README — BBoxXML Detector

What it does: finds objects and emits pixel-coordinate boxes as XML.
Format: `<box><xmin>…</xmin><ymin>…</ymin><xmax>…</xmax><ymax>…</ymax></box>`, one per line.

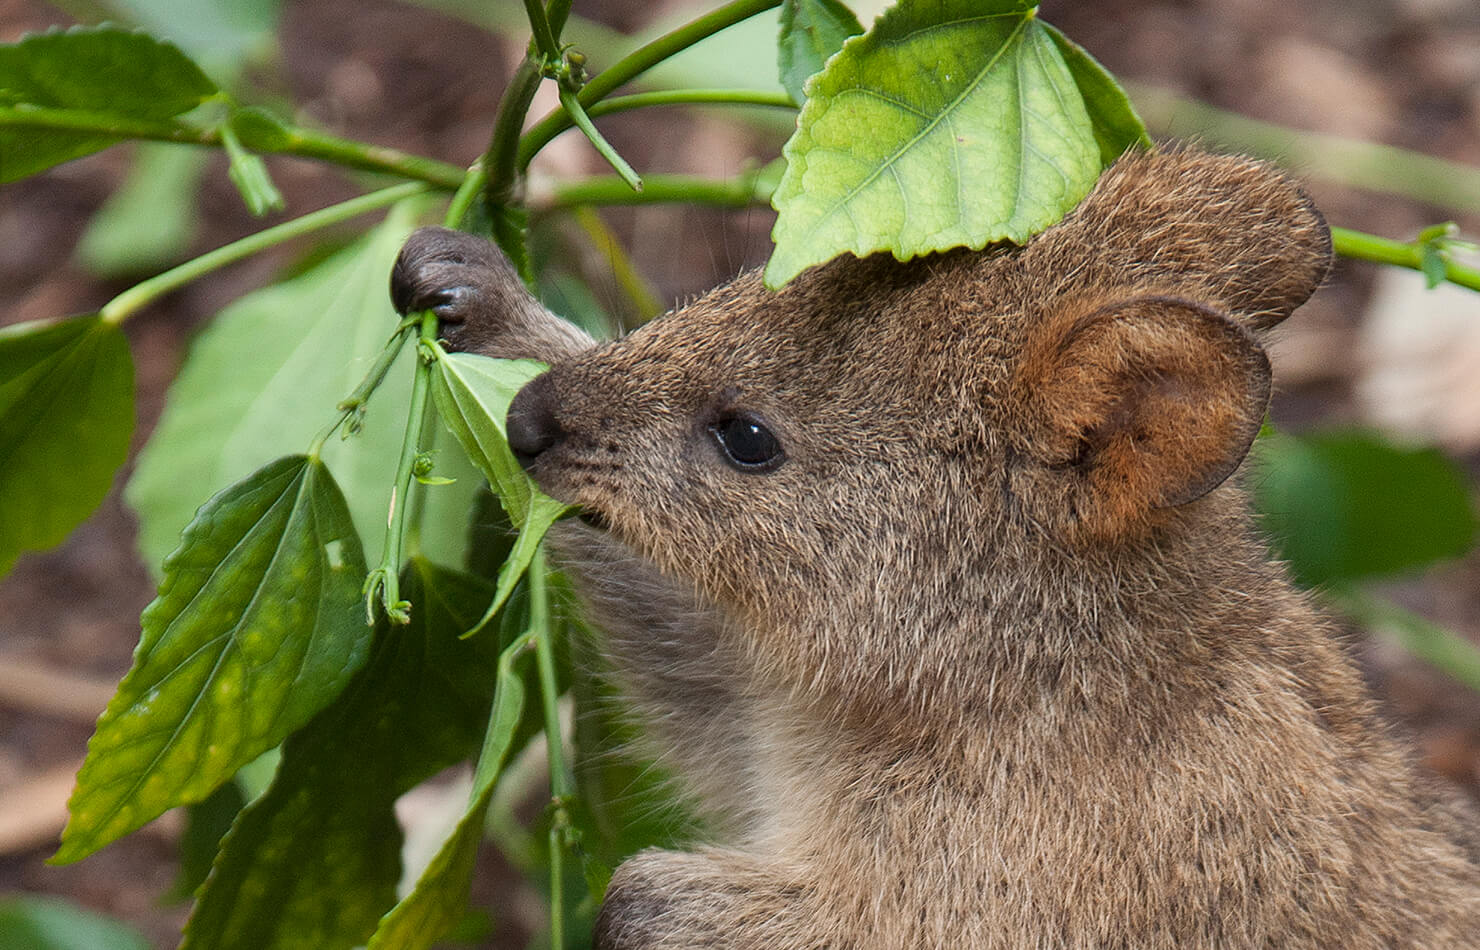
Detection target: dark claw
<box><xmin>389</xmin><ymin>226</ymin><xmax>513</xmax><ymax>320</ymax></box>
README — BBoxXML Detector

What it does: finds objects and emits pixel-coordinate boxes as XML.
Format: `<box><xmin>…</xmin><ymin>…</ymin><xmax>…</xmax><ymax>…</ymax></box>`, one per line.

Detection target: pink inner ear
<box><xmin>1015</xmin><ymin>295</ymin><xmax>1272</xmax><ymax>536</ymax></box>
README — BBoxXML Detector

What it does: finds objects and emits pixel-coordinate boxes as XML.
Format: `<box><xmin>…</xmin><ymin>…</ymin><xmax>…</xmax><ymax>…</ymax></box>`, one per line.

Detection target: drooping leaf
<box><xmin>0</xmin><ymin>313</ymin><xmax>134</xmax><ymax>578</ymax></box>
<box><xmin>0</xmin><ymin>26</ymin><xmax>218</xmax><ymax>182</ymax></box>
<box><xmin>54</xmin><ymin>455</ymin><xmax>369</xmax><ymax>864</ymax></box>
<box><xmin>429</xmin><ymin>348</ymin><xmax>571</xmax><ymax>627</ymax></box>
<box><xmin>367</xmin><ymin>612</ymin><xmax>541</xmax><ymax>950</ymax></box>
<box><xmin>126</xmin><ymin>199</ymin><xmax>479</xmax><ymax>575</ymax></box>
<box><xmin>777</xmin><ymin>0</ymin><xmax>864</xmax><ymax>105</ymax></box>
<box><xmin>1252</xmin><ymin>429</ymin><xmax>1477</xmax><ymax>587</ymax></box>
<box><xmin>181</xmin><ymin>559</ymin><xmax>510</xmax><ymax>950</ymax></box>
<box><xmin>766</xmin><ymin>0</ymin><xmax>1149</xmax><ymax>288</ymax></box>
<box><xmin>0</xmin><ymin>896</ymin><xmax>149</xmax><ymax>950</ymax></box>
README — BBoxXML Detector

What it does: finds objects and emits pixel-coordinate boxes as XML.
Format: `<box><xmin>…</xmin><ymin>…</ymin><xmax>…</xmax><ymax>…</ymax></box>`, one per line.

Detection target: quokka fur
<box><xmin>391</xmin><ymin>147</ymin><xmax>1480</xmax><ymax>948</ymax></box>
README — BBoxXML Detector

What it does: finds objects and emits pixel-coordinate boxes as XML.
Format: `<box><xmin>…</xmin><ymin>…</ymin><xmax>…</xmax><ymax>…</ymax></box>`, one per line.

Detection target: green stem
<box><xmin>1130</xmin><ymin>85</ymin><xmax>1480</xmax><ymax>216</ymax></box>
<box><xmin>520</xmin><ymin>88</ymin><xmax>795</xmax><ymax>166</ymax></box>
<box><xmin>546</xmin><ymin>0</ymin><xmax>575</xmax><ymax>40</ymax></box>
<box><xmin>534</xmin><ymin>169</ymin><xmax>774</xmax><ymax>211</ymax></box>
<box><xmin>590</xmin><ymin>88</ymin><xmax>797</xmax><ymax>117</ymax></box>
<box><xmin>1332</xmin><ymin>227</ymin><xmax>1480</xmax><ymax>292</ymax></box>
<box><xmin>367</xmin><ymin>311</ymin><xmax>440</xmax><ymax>624</ymax></box>
<box><xmin>524</xmin><ymin>0</ymin><xmax>562</xmax><ymax>62</ymax></box>
<box><xmin>0</xmin><ymin>105</ymin><xmax>465</xmax><ymax>189</ymax></box>
<box><xmin>529</xmin><ymin>549</ymin><xmax>574</xmax><ymax>947</ymax></box>
<box><xmin>557</xmin><ymin>86</ymin><xmax>643</xmax><ymax>191</ymax></box>
<box><xmin>99</xmin><ymin>181</ymin><xmax>428</xmax><ymax>325</ymax></box>
<box><xmin>484</xmin><ymin>56</ymin><xmax>546</xmax><ymax>211</ymax></box>
<box><xmin>517</xmin><ymin>0</ymin><xmax>784</xmax><ymax>171</ymax></box>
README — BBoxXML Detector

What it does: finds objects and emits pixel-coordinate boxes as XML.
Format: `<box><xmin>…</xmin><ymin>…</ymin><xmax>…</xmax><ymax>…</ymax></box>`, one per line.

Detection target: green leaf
<box><xmin>0</xmin><ymin>26</ymin><xmax>218</xmax><ymax>182</ymax></box>
<box><xmin>1040</xmin><ymin>23</ymin><xmax>1152</xmax><ymax>165</ymax></box>
<box><xmin>126</xmin><ymin>199</ymin><xmax>479</xmax><ymax>575</ymax></box>
<box><xmin>0</xmin><ymin>896</ymin><xmax>149</xmax><ymax>950</ymax></box>
<box><xmin>1252</xmin><ymin>430</ymin><xmax>1478</xmax><ymax>587</ymax></box>
<box><xmin>110</xmin><ymin>0</ymin><xmax>282</xmax><ymax>81</ymax></box>
<box><xmin>167</xmin><ymin>778</ymin><xmax>246</xmax><ymax>902</ymax></box>
<box><xmin>777</xmin><ymin>0</ymin><xmax>864</xmax><ymax>106</ymax></box>
<box><xmin>766</xmin><ymin>0</ymin><xmax>1133</xmax><ymax>288</ymax></box>
<box><xmin>429</xmin><ymin>348</ymin><xmax>571</xmax><ymax>628</ymax></box>
<box><xmin>368</xmin><ymin>622</ymin><xmax>540</xmax><ymax>950</ymax></box>
<box><xmin>54</xmin><ymin>455</ymin><xmax>370</xmax><ymax>864</ymax></box>
<box><xmin>0</xmin><ymin>313</ymin><xmax>134</xmax><ymax>578</ymax></box>
<box><xmin>75</xmin><ymin>143</ymin><xmax>206</xmax><ymax>277</ymax></box>
<box><xmin>181</xmin><ymin>559</ymin><xmax>506</xmax><ymax>950</ymax></box>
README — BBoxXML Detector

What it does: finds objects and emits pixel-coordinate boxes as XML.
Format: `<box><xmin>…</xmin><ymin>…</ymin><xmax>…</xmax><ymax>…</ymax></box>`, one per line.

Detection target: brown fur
<box><xmin>392</xmin><ymin>147</ymin><xmax>1480</xmax><ymax>948</ymax></box>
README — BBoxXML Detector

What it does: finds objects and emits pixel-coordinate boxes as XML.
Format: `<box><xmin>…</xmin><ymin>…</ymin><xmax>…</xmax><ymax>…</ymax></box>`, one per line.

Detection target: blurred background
<box><xmin>1</xmin><ymin>0</ymin><xmax>1478</xmax><ymax>945</ymax></box>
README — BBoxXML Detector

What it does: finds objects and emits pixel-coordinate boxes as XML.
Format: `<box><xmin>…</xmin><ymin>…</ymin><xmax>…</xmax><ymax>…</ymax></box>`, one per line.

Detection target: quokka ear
<box><xmin>1012</xmin><ymin>294</ymin><xmax>1271</xmax><ymax>539</ymax></box>
<box><xmin>1024</xmin><ymin>149</ymin><xmax>1333</xmax><ymax>331</ymax></box>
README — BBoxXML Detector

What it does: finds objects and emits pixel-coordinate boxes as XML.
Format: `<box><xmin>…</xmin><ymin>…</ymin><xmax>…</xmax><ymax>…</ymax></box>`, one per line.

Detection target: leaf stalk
<box><xmin>99</xmin><ymin>181</ymin><xmax>429</xmax><ymax>325</ymax></box>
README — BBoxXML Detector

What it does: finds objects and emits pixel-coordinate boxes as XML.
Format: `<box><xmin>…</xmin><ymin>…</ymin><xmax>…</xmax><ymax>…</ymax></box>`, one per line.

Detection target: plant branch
<box><xmin>517</xmin><ymin>0</ymin><xmax>784</xmax><ymax>171</ymax></box>
<box><xmin>0</xmin><ymin>105</ymin><xmax>466</xmax><ymax>189</ymax></box>
<box><xmin>481</xmin><ymin>56</ymin><xmax>546</xmax><ymax>215</ymax></box>
<box><xmin>532</xmin><ymin>169</ymin><xmax>775</xmax><ymax>211</ymax></box>
<box><xmin>1129</xmin><ymin>85</ymin><xmax>1480</xmax><ymax>216</ymax></box>
<box><xmin>99</xmin><ymin>181</ymin><xmax>429</xmax><ymax>325</ymax></box>
<box><xmin>557</xmin><ymin>86</ymin><xmax>643</xmax><ymax>191</ymax></box>
<box><xmin>523</xmin><ymin>0</ymin><xmax>562</xmax><ymax>62</ymax></box>
<box><xmin>520</xmin><ymin>88</ymin><xmax>795</xmax><ymax>166</ymax></box>
<box><xmin>529</xmin><ymin>549</ymin><xmax>575</xmax><ymax>947</ymax></box>
<box><xmin>365</xmin><ymin>311</ymin><xmax>439</xmax><ymax>625</ymax></box>
<box><xmin>1332</xmin><ymin>227</ymin><xmax>1480</xmax><ymax>292</ymax></box>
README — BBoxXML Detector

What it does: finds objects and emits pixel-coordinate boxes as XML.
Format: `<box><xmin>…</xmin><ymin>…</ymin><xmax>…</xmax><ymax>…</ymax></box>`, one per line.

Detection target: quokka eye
<box><xmin>710</xmin><ymin>415</ymin><xmax>785</xmax><ymax>472</ymax></box>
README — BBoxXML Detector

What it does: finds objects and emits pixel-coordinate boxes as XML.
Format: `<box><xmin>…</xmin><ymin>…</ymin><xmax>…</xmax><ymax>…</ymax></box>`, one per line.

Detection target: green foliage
<box><xmin>765</xmin><ymin>0</ymin><xmax>1148</xmax><ymax>288</ymax></box>
<box><xmin>3</xmin><ymin>1</ymin><xmax>1477</xmax><ymax>947</ymax></box>
<box><xmin>0</xmin><ymin>313</ymin><xmax>133</xmax><ymax>576</ymax></box>
<box><xmin>0</xmin><ymin>896</ymin><xmax>149</xmax><ymax>950</ymax></box>
<box><xmin>182</xmin><ymin>558</ymin><xmax>520</xmax><ymax>950</ymax></box>
<box><xmin>125</xmin><ymin>201</ymin><xmax>478</xmax><ymax>574</ymax></box>
<box><xmin>0</xmin><ymin>26</ymin><xmax>218</xmax><ymax>182</ymax></box>
<box><xmin>428</xmin><ymin>348</ymin><xmax>571</xmax><ymax>627</ymax></box>
<box><xmin>1252</xmin><ymin>429</ymin><xmax>1477</xmax><ymax>587</ymax></box>
<box><xmin>368</xmin><ymin>599</ymin><xmax>540</xmax><ymax>950</ymax></box>
<box><xmin>777</xmin><ymin>0</ymin><xmax>863</xmax><ymax>105</ymax></box>
<box><xmin>55</xmin><ymin>455</ymin><xmax>369</xmax><ymax>863</ymax></box>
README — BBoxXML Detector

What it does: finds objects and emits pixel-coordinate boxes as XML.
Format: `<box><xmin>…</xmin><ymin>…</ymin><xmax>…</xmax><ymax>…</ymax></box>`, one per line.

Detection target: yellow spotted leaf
<box><xmin>53</xmin><ymin>455</ymin><xmax>369</xmax><ymax>864</ymax></box>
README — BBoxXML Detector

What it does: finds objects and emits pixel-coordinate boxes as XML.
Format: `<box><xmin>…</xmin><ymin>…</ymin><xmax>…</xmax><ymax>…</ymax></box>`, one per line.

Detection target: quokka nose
<box><xmin>506</xmin><ymin>371</ymin><xmax>564</xmax><ymax>468</ymax></box>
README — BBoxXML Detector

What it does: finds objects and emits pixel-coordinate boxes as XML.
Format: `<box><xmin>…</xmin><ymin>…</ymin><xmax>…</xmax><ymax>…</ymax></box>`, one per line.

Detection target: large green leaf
<box><xmin>766</xmin><ymin>0</ymin><xmax>1148</xmax><ymax>288</ymax></box>
<box><xmin>55</xmin><ymin>455</ymin><xmax>369</xmax><ymax>864</ymax></box>
<box><xmin>1040</xmin><ymin>23</ymin><xmax>1151</xmax><ymax>166</ymax></box>
<box><xmin>0</xmin><ymin>897</ymin><xmax>149</xmax><ymax>950</ymax></box>
<box><xmin>429</xmin><ymin>348</ymin><xmax>570</xmax><ymax>627</ymax></box>
<box><xmin>0</xmin><ymin>26</ymin><xmax>218</xmax><ymax>182</ymax></box>
<box><xmin>126</xmin><ymin>200</ymin><xmax>479</xmax><ymax>576</ymax></box>
<box><xmin>0</xmin><ymin>313</ymin><xmax>134</xmax><ymax>578</ymax></box>
<box><xmin>181</xmin><ymin>559</ymin><xmax>508</xmax><ymax>950</ymax></box>
<box><xmin>777</xmin><ymin>0</ymin><xmax>864</xmax><ymax>106</ymax></box>
<box><xmin>1252</xmin><ymin>430</ymin><xmax>1478</xmax><ymax>587</ymax></box>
